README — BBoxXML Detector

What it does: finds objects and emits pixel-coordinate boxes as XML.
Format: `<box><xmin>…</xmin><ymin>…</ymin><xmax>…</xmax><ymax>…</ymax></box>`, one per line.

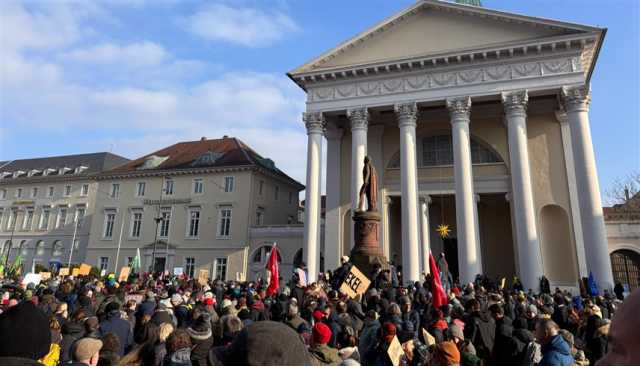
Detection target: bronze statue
<box><xmin>358</xmin><ymin>156</ymin><xmax>378</xmax><ymax>212</ymax></box>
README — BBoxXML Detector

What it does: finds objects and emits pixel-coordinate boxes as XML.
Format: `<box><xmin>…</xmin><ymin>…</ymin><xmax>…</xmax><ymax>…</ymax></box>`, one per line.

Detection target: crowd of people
<box><xmin>0</xmin><ymin>254</ymin><xmax>637</xmax><ymax>366</ymax></box>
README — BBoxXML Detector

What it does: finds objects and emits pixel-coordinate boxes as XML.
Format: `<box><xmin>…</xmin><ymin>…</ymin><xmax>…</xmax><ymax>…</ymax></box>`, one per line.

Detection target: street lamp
<box><xmin>150</xmin><ymin>176</ymin><xmax>168</xmax><ymax>273</ymax></box>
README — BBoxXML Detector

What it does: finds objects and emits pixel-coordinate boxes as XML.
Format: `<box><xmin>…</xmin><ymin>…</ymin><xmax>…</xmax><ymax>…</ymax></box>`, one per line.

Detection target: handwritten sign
<box><xmin>119</xmin><ymin>267</ymin><xmax>130</xmax><ymax>282</ymax></box>
<box><xmin>198</xmin><ymin>269</ymin><xmax>209</xmax><ymax>286</ymax></box>
<box><xmin>339</xmin><ymin>265</ymin><xmax>371</xmax><ymax>299</ymax></box>
<box><xmin>387</xmin><ymin>335</ymin><xmax>405</xmax><ymax>366</ymax></box>
<box><xmin>22</xmin><ymin>273</ymin><xmax>42</xmax><ymax>286</ymax></box>
<box><xmin>59</xmin><ymin>268</ymin><xmax>70</xmax><ymax>276</ymax></box>
<box><xmin>40</xmin><ymin>272</ymin><xmax>51</xmax><ymax>281</ymax></box>
<box><xmin>72</xmin><ymin>268</ymin><xmax>80</xmax><ymax>277</ymax></box>
<box><xmin>173</xmin><ymin>267</ymin><xmax>183</xmax><ymax>276</ymax></box>
<box><xmin>79</xmin><ymin>263</ymin><xmax>91</xmax><ymax>276</ymax></box>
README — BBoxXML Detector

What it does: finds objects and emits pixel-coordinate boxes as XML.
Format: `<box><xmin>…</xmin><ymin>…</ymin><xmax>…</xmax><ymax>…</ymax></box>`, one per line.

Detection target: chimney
<box><xmin>222</xmin><ymin>135</ymin><xmax>229</xmax><ymax>139</ymax></box>
<box><xmin>200</xmin><ymin>136</ymin><xmax>206</xmax><ymax>141</ymax></box>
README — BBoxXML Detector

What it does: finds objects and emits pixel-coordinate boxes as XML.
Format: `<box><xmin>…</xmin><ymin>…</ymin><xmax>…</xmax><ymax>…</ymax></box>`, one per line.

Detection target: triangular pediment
<box><xmin>290</xmin><ymin>0</ymin><xmax>601</xmax><ymax>75</ymax></box>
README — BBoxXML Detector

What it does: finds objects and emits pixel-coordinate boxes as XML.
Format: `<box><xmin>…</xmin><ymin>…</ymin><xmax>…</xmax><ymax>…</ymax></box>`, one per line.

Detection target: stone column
<box><xmin>560</xmin><ymin>85</ymin><xmax>614</xmax><ymax>291</ymax></box>
<box><xmin>324</xmin><ymin>126</ymin><xmax>343</xmax><ymax>272</ymax></box>
<box><xmin>302</xmin><ymin>112</ymin><xmax>325</xmax><ymax>284</ymax></box>
<box><xmin>348</xmin><ymin>108</ymin><xmax>368</xmax><ymax>213</ymax></box>
<box><xmin>420</xmin><ymin>196</ymin><xmax>432</xmax><ymax>275</ymax></box>
<box><xmin>502</xmin><ymin>90</ymin><xmax>544</xmax><ymax>291</ymax></box>
<box><xmin>395</xmin><ymin>102</ymin><xmax>420</xmax><ymax>283</ymax></box>
<box><xmin>446</xmin><ymin>96</ymin><xmax>482</xmax><ymax>285</ymax></box>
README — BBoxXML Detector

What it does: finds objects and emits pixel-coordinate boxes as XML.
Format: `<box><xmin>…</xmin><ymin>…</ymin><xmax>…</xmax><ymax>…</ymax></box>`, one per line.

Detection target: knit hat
<box><xmin>313</xmin><ymin>310</ymin><xmax>325</xmax><ymax>322</ymax></box>
<box><xmin>187</xmin><ymin>314</ymin><xmax>212</xmax><ymax>340</ymax></box>
<box><xmin>0</xmin><ymin>301</ymin><xmax>50</xmax><ymax>360</ymax></box>
<box><xmin>313</xmin><ymin>322</ymin><xmax>332</xmax><ymax>345</ymax></box>
<box><xmin>450</xmin><ymin>324</ymin><xmax>464</xmax><ymax>341</ymax></box>
<box><xmin>437</xmin><ymin>341</ymin><xmax>461</xmax><ymax>364</ymax></box>
<box><xmin>73</xmin><ymin>338</ymin><xmax>103</xmax><ymax>361</ymax></box>
<box><xmin>382</xmin><ymin>322</ymin><xmax>397</xmax><ymax>343</ymax></box>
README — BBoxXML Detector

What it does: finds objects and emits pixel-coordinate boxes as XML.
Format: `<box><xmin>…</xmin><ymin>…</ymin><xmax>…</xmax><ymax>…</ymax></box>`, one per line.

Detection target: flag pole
<box><xmin>67</xmin><ymin>214</ymin><xmax>79</xmax><ymax>268</ymax></box>
<box><xmin>114</xmin><ymin>212</ymin><xmax>126</xmax><ymax>273</ymax></box>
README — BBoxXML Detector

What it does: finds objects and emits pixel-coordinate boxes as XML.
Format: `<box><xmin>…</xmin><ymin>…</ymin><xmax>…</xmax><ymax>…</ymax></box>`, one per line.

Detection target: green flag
<box><xmin>131</xmin><ymin>248</ymin><xmax>141</xmax><ymax>272</ymax></box>
<box><xmin>10</xmin><ymin>255</ymin><xmax>22</xmax><ymax>275</ymax></box>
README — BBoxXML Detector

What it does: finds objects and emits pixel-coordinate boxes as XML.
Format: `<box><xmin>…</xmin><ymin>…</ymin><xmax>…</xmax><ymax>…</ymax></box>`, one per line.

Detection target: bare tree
<box><xmin>604</xmin><ymin>171</ymin><xmax>640</xmax><ymax>208</ymax></box>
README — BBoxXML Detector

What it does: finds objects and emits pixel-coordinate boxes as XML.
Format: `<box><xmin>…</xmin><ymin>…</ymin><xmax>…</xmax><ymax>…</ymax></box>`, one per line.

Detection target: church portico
<box><xmin>290</xmin><ymin>0</ymin><xmax>613</xmax><ymax>291</ymax></box>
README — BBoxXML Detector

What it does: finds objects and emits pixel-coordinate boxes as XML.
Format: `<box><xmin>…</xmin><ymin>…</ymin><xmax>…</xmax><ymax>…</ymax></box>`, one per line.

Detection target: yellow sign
<box><xmin>72</xmin><ymin>268</ymin><xmax>80</xmax><ymax>277</ymax></box>
<box><xmin>198</xmin><ymin>269</ymin><xmax>210</xmax><ymax>286</ymax></box>
<box><xmin>79</xmin><ymin>263</ymin><xmax>92</xmax><ymax>276</ymax></box>
<box><xmin>119</xmin><ymin>267</ymin><xmax>131</xmax><ymax>282</ymax></box>
<box><xmin>59</xmin><ymin>268</ymin><xmax>70</xmax><ymax>276</ymax></box>
<box><xmin>40</xmin><ymin>272</ymin><xmax>51</xmax><ymax>280</ymax></box>
<box><xmin>387</xmin><ymin>335</ymin><xmax>405</xmax><ymax>366</ymax></box>
<box><xmin>339</xmin><ymin>265</ymin><xmax>371</xmax><ymax>299</ymax></box>
<box><xmin>422</xmin><ymin>328</ymin><xmax>436</xmax><ymax>346</ymax></box>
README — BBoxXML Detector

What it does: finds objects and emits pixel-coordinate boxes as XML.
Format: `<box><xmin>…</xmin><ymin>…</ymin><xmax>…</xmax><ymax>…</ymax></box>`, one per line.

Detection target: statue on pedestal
<box><xmin>358</xmin><ymin>156</ymin><xmax>378</xmax><ymax>212</ymax></box>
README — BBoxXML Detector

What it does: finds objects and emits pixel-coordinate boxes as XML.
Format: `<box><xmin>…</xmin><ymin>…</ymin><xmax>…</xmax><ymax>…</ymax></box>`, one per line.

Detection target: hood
<box><xmin>544</xmin><ymin>334</ymin><xmax>572</xmax><ymax>356</ymax></box>
<box><xmin>170</xmin><ymin>347</ymin><xmax>192</xmax><ymax>362</ymax></box>
<box><xmin>61</xmin><ymin>321</ymin><xmax>84</xmax><ymax>336</ymax></box>
<box><xmin>310</xmin><ymin>344</ymin><xmax>340</xmax><ymax>363</ymax></box>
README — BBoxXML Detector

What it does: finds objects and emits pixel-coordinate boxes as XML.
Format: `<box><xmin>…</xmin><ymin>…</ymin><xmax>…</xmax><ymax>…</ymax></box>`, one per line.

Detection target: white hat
<box><xmin>222</xmin><ymin>299</ymin><xmax>233</xmax><ymax>309</ymax></box>
<box><xmin>341</xmin><ymin>256</ymin><xmax>350</xmax><ymax>263</ymax></box>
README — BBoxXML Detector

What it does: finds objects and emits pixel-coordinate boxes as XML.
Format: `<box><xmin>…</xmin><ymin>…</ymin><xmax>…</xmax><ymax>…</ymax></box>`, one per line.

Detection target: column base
<box><xmin>352</xmin><ymin>211</ymin><xmax>388</xmax><ymax>279</ymax></box>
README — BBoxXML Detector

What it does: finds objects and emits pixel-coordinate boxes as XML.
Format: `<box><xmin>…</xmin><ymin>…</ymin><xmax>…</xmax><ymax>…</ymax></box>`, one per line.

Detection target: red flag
<box><xmin>429</xmin><ymin>252</ymin><xmax>448</xmax><ymax>309</ymax></box>
<box><xmin>266</xmin><ymin>244</ymin><xmax>279</xmax><ymax>296</ymax></box>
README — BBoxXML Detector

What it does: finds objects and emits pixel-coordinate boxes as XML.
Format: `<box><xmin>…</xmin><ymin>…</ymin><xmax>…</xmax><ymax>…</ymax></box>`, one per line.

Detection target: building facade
<box><xmin>290</xmin><ymin>0</ymin><xmax>614</xmax><ymax>291</ymax></box>
<box><xmin>0</xmin><ymin>153</ymin><xmax>130</xmax><ymax>272</ymax></box>
<box><xmin>605</xmin><ymin>194</ymin><xmax>640</xmax><ymax>292</ymax></box>
<box><xmin>85</xmin><ymin>137</ymin><xmax>303</xmax><ymax>281</ymax></box>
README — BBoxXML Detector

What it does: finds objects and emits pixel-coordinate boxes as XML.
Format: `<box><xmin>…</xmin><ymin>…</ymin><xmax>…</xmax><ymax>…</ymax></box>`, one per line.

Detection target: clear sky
<box><xmin>1</xmin><ymin>0</ymin><xmax>638</xmax><ymax>202</ymax></box>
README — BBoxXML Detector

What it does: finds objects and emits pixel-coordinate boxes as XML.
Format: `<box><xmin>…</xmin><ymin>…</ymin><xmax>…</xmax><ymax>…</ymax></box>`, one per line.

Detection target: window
<box><xmin>136</xmin><ymin>182</ymin><xmax>146</xmax><ymax>197</ymax></box>
<box><xmin>52</xmin><ymin>241</ymin><xmax>63</xmax><ymax>257</ymax></box>
<box><xmin>193</xmin><ymin>178</ymin><xmax>204</xmax><ymax>195</ymax></box>
<box><xmin>103</xmin><ymin>211</ymin><xmax>116</xmax><ymax>238</ymax></box>
<box><xmin>255</xmin><ymin>210</ymin><xmax>264</xmax><ymax>226</ymax></box>
<box><xmin>20</xmin><ymin>240</ymin><xmax>28</xmax><ymax>256</ymax></box>
<box><xmin>217</xmin><ymin>208</ymin><xmax>232</xmax><ymax>238</ymax></box>
<box><xmin>16</xmin><ymin>188</ymin><xmax>23</xmax><ymax>198</ymax></box>
<box><xmin>274</xmin><ymin>186</ymin><xmax>279</xmax><ymax>200</ymax></box>
<box><xmin>252</xmin><ymin>246</ymin><xmax>281</xmax><ymax>264</ymax></box>
<box><xmin>39</xmin><ymin>209</ymin><xmax>50</xmax><ymax>230</ymax></box>
<box><xmin>31</xmin><ymin>187</ymin><xmax>38</xmax><ymax>198</ymax></box>
<box><xmin>224</xmin><ymin>176</ymin><xmax>234</xmax><ymax>193</ymax></box>
<box><xmin>420</xmin><ymin>135</ymin><xmax>503</xmax><ymax>167</ymax></box>
<box><xmin>0</xmin><ymin>189</ymin><xmax>6</xmax><ymax>199</ymax></box>
<box><xmin>48</xmin><ymin>186</ymin><xmax>55</xmax><ymax>197</ymax></box>
<box><xmin>23</xmin><ymin>209</ymin><xmax>34</xmax><ymax>230</ymax></box>
<box><xmin>57</xmin><ymin>208</ymin><xmax>67</xmax><ymax>228</ymax></box>
<box><xmin>110</xmin><ymin>183</ymin><xmax>120</xmax><ymax>199</ymax></box>
<box><xmin>259</xmin><ymin>180</ymin><xmax>264</xmax><ymax>195</ymax></box>
<box><xmin>187</xmin><ymin>208</ymin><xmax>200</xmax><ymax>238</ymax></box>
<box><xmin>64</xmin><ymin>185</ymin><xmax>72</xmax><ymax>197</ymax></box>
<box><xmin>131</xmin><ymin>211</ymin><xmax>143</xmax><ymax>238</ymax></box>
<box><xmin>185</xmin><ymin>257</ymin><xmax>195</xmax><ymax>278</ymax></box>
<box><xmin>99</xmin><ymin>257</ymin><xmax>109</xmax><ymax>271</ymax></box>
<box><xmin>610</xmin><ymin>249</ymin><xmax>640</xmax><ymax>291</ymax></box>
<box><xmin>80</xmin><ymin>184</ymin><xmax>89</xmax><ymax>196</ymax></box>
<box><xmin>158</xmin><ymin>208</ymin><xmax>171</xmax><ymax>238</ymax></box>
<box><xmin>164</xmin><ymin>179</ymin><xmax>174</xmax><ymax>195</ymax></box>
<box><xmin>215</xmin><ymin>257</ymin><xmax>227</xmax><ymax>280</ymax></box>
<box><xmin>7</xmin><ymin>210</ymin><xmax>17</xmax><ymax>231</ymax></box>
<box><xmin>75</xmin><ymin>207</ymin><xmax>86</xmax><ymax>227</ymax></box>
<box><xmin>35</xmin><ymin>241</ymin><xmax>45</xmax><ymax>256</ymax></box>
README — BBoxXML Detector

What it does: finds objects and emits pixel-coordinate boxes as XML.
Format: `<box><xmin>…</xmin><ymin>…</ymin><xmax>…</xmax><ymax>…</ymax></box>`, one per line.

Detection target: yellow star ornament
<box><xmin>436</xmin><ymin>224</ymin><xmax>451</xmax><ymax>238</ymax></box>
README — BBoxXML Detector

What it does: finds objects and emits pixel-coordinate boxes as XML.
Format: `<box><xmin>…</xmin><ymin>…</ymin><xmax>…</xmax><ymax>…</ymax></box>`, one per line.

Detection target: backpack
<box><xmin>470</xmin><ymin>316</ymin><xmax>495</xmax><ymax>359</ymax></box>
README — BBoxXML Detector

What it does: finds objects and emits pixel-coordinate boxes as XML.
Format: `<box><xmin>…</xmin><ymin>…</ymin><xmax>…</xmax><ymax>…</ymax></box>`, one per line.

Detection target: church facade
<box><xmin>289</xmin><ymin>0</ymin><xmax>614</xmax><ymax>291</ymax></box>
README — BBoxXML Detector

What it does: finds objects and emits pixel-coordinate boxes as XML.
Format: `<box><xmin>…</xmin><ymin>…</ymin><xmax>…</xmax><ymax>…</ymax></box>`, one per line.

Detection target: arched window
<box><xmin>36</xmin><ymin>241</ymin><xmax>46</xmax><ymax>256</ymax></box>
<box><xmin>251</xmin><ymin>245</ymin><xmax>281</xmax><ymax>265</ymax></box>
<box><xmin>610</xmin><ymin>249</ymin><xmax>640</xmax><ymax>291</ymax></box>
<box><xmin>0</xmin><ymin>240</ymin><xmax>10</xmax><ymax>256</ymax></box>
<box><xmin>52</xmin><ymin>240</ymin><xmax>63</xmax><ymax>257</ymax></box>
<box><xmin>19</xmin><ymin>240</ymin><xmax>29</xmax><ymax>256</ymax></box>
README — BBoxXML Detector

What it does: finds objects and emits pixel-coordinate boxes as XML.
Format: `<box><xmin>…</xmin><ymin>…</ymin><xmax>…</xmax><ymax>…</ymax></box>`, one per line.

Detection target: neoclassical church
<box><xmin>289</xmin><ymin>0</ymin><xmax>614</xmax><ymax>292</ymax></box>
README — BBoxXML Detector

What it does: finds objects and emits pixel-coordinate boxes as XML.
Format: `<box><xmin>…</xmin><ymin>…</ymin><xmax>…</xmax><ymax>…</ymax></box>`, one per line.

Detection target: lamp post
<box><xmin>150</xmin><ymin>177</ymin><xmax>167</xmax><ymax>273</ymax></box>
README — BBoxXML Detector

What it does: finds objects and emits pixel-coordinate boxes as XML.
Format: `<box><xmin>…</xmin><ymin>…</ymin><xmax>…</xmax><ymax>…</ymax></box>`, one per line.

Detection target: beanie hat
<box><xmin>313</xmin><ymin>310</ymin><xmax>325</xmax><ymax>322</ymax></box>
<box><xmin>437</xmin><ymin>341</ymin><xmax>461</xmax><ymax>364</ymax></box>
<box><xmin>0</xmin><ymin>301</ymin><xmax>50</xmax><ymax>360</ymax></box>
<box><xmin>313</xmin><ymin>322</ymin><xmax>332</xmax><ymax>345</ymax></box>
<box><xmin>73</xmin><ymin>338</ymin><xmax>103</xmax><ymax>361</ymax></box>
<box><xmin>450</xmin><ymin>324</ymin><xmax>464</xmax><ymax>341</ymax></box>
<box><xmin>187</xmin><ymin>314</ymin><xmax>212</xmax><ymax>341</ymax></box>
<box><xmin>382</xmin><ymin>322</ymin><xmax>397</xmax><ymax>343</ymax></box>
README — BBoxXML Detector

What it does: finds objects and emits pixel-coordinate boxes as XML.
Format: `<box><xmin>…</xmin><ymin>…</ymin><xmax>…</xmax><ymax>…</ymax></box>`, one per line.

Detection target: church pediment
<box><xmin>290</xmin><ymin>0</ymin><xmax>602</xmax><ymax>79</ymax></box>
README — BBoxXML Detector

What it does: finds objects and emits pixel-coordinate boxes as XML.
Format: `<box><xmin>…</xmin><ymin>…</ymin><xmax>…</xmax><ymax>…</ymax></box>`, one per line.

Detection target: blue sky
<box><xmin>1</xmin><ymin>0</ymin><xmax>638</xmax><ymax>202</ymax></box>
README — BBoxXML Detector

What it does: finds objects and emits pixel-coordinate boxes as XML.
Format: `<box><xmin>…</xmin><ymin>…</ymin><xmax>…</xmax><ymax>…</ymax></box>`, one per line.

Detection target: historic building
<box><xmin>605</xmin><ymin>194</ymin><xmax>640</xmax><ymax>292</ymax></box>
<box><xmin>0</xmin><ymin>153</ymin><xmax>130</xmax><ymax>271</ymax></box>
<box><xmin>290</xmin><ymin>0</ymin><xmax>614</xmax><ymax>291</ymax></box>
<box><xmin>85</xmin><ymin>137</ymin><xmax>303</xmax><ymax>280</ymax></box>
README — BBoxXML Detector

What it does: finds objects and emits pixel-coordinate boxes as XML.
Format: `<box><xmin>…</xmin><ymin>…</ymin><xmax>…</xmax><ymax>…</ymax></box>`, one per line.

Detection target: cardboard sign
<box><xmin>59</xmin><ymin>268</ymin><xmax>70</xmax><ymax>276</ymax></box>
<box><xmin>173</xmin><ymin>267</ymin><xmax>183</xmax><ymax>276</ymax></box>
<box><xmin>22</xmin><ymin>273</ymin><xmax>42</xmax><ymax>286</ymax></box>
<box><xmin>387</xmin><ymin>335</ymin><xmax>405</xmax><ymax>366</ymax></box>
<box><xmin>124</xmin><ymin>294</ymin><xmax>144</xmax><ymax>304</ymax></box>
<box><xmin>72</xmin><ymin>268</ymin><xmax>80</xmax><ymax>277</ymax></box>
<box><xmin>119</xmin><ymin>267</ymin><xmax>131</xmax><ymax>282</ymax></box>
<box><xmin>198</xmin><ymin>269</ymin><xmax>209</xmax><ymax>286</ymax></box>
<box><xmin>339</xmin><ymin>265</ymin><xmax>371</xmax><ymax>299</ymax></box>
<box><xmin>40</xmin><ymin>272</ymin><xmax>51</xmax><ymax>281</ymax></box>
<box><xmin>79</xmin><ymin>263</ymin><xmax>91</xmax><ymax>276</ymax></box>
<box><xmin>422</xmin><ymin>328</ymin><xmax>436</xmax><ymax>346</ymax></box>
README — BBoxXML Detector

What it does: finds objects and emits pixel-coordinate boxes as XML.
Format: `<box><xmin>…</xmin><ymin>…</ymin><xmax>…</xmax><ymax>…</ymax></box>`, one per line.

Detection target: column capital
<box><xmin>560</xmin><ymin>85</ymin><xmax>591</xmax><ymax>113</ymax></box>
<box><xmin>394</xmin><ymin>103</ymin><xmax>418</xmax><ymax>127</ymax></box>
<box><xmin>446</xmin><ymin>96</ymin><xmax>471</xmax><ymax>122</ymax></box>
<box><xmin>554</xmin><ymin>106</ymin><xmax>568</xmax><ymax>125</ymax></box>
<box><xmin>347</xmin><ymin>107</ymin><xmax>368</xmax><ymax>131</ymax></box>
<box><xmin>303</xmin><ymin>112</ymin><xmax>325</xmax><ymax>135</ymax></box>
<box><xmin>502</xmin><ymin>90</ymin><xmax>529</xmax><ymax>118</ymax></box>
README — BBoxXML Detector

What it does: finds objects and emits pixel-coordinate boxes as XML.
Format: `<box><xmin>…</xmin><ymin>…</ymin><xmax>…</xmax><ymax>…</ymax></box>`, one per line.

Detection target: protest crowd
<box><xmin>0</xmin><ymin>249</ymin><xmax>638</xmax><ymax>366</ymax></box>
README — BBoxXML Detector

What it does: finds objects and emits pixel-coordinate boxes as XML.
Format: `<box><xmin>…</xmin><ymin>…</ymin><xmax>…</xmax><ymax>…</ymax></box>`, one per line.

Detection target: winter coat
<box><xmin>492</xmin><ymin>317</ymin><xmax>524</xmax><ymax>365</ymax></box>
<box><xmin>98</xmin><ymin>350</ymin><xmax>120</xmax><ymax>366</ymax></box>
<box><xmin>464</xmin><ymin>311</ymin><xmax>495</xmax><ymax>359</ymax></box>
<box><xmin>190</xmin><ymin>335</ymin><xmax>214</xmax><ymax>366</ymax></box>
<box><xmin>60</xmin><ymin>321</ymin><xmax>84</xmax><ymax>363</ymax></box>
<box><xmin>309</xmin><ymin>344</ymin><xmax>342</xmax><ymax>366</ymax></box>
<box><xmin>586</xmin><ymin>323</ymin><xmax>609</xmax><ymax>364</ymax></box>
<box><xmin>174</xmin><ymin>304</ymin><xmax>191</xmax><ymax>328</ymax></box>
<box><xmin>286</xmin><ymin>314</ymin><xmax>308</xmax><ymax>332</ymax></box>
<box><xmin>0</xmin><ymin>357</ymin><xmax>45</xmax><ymax>366</ymax></box>
<box><xmin>135</xmin><ymin>300</ymin><xmax>157</xmax><ymax>320</ymax></box>
<box><xmin>100</xmin><ymin>311</ymin><xmax>134</xmax><ymax>356</ymax></box>
<box><xmin>539</xmin><ymin>335</ymin><xmax>574</xmax><ymax>366</ymax></box>
<box><xmin>164</xmin><ymin>348</ymin><xmax>193</xmax><ymax>366</ymax></box>
<box><xmin>359</xmin><ymin>319</ymin><xmax>381</xmax><ymax>363</ymax></box>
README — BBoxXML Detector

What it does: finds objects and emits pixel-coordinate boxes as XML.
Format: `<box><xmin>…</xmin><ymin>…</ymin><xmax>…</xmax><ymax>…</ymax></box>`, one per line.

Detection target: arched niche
<box><xmin>539</xmin><ymin>204</ymin><xmax>578</xmax><ymax>285</ymax></box>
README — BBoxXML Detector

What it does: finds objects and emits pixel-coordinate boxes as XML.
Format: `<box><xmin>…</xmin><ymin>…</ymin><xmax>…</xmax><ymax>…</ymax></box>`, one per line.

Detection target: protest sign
<box><xmin>387</xmin><ymin>335</ymin><xmax>405</xmax><ymax>366</ymax></box>
<box><xmin>173</xmin><ymin>267</ymin><xmax>183</xmax><ymax>276</ymax></box>
<box><xmin>40</xmin><ymin>272</ymin><xmax>51</xmax><ymax>281</ymax></box>
<box><xmin>422</xmin><ymin>328</ymin><xmax>436</xmax><ymax>346</ymax></box>
<box><xmin>198</xmin><ymin>269</ymin><xmax>209</xmax><ymax>286</ymax></box>
<box><xmin>79</xmin><ymin>263</ymin><xmax>91</xmax><ymax>276</ymax></box>
<box><xmin>22</xmin><ymin>273</ymin><xmax>42</xmax><ymax>286</ymax></box>
<box><xmin>119</xmin><ymin>266</ymin><xmax>130</xmax><ymax>282</ymax></box>
<box><xmin>59</xmin><ymin>268</ymin><xmax>69</xmax><ymax>276</ymax></box>
<box><xmin>72</xmin><ymin>268</ymin><xmax>80</xmax><ymax>277</ymax></box>
<box><xmin>339</xmin><ymin>265</ymin><xmax>371</xmax><ymax>299</ymax></box>
<box><xmin>124</xmin><ymin>294</ymin><xmax>144</xmax><ymax>304</ymax></box>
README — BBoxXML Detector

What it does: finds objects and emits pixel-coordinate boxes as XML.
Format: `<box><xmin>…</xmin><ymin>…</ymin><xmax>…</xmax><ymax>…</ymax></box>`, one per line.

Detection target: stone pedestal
<box><xmin>351</xmin><ymin>210</ymin><xmax>388</xmax><ymax>279</ymax></box>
